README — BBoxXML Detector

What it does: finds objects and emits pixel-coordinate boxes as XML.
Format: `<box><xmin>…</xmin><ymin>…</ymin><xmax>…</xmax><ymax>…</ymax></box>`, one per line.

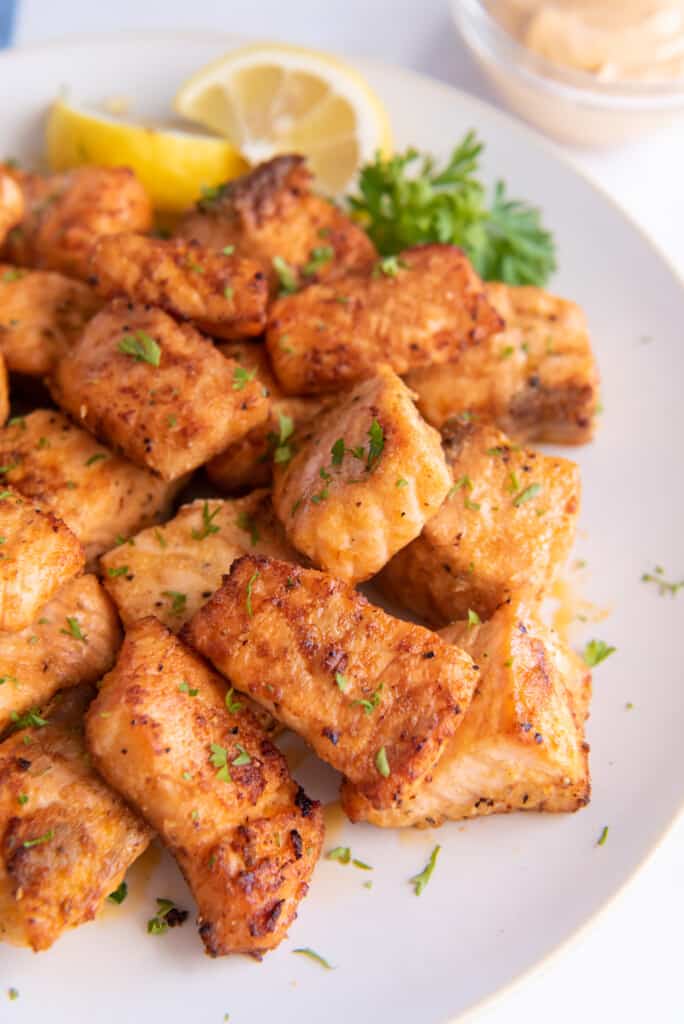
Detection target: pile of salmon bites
<box><xmin>0</xmin><ymin>153</ymin><xmax>598</xmax><ymax>955</ymax></box>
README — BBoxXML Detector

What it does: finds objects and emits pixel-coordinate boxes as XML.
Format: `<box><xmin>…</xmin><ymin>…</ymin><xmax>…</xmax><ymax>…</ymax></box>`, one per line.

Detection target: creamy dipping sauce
<box><xmin>490</xmin><ymin>0</ymin><xmax>684</xmax><ymax>82</ymax></box>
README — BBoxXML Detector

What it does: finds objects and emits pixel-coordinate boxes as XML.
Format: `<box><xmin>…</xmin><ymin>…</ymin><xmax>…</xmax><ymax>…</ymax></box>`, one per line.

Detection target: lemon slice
<box><xmin>45</xmin><ymin>98</ymin><xmax>248</xmax><ymax>213</ymax></box>
<box><xmin>174</xmin><ymin>42</ymin><xmax>392</xmax><ymax>194</ymax></box>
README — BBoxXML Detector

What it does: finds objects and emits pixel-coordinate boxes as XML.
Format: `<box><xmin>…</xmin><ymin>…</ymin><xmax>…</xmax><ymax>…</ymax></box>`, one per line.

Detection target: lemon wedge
<box><xmin>45</xmin><ymin>98</ymin><xmax>248</xmax><ymax>213</ymax></box>
<box><xmin>174</xmin><ymin>42</ymin><xmax>392</xmax><ymax>194</ymax></box>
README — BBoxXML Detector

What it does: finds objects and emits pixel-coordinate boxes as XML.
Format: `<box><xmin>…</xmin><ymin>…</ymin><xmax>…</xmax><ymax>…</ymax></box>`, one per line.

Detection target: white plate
<box><xmin>1</xmin><ymin>31</ymin><xmax>683</xmax><ymax>1024</ymax></box>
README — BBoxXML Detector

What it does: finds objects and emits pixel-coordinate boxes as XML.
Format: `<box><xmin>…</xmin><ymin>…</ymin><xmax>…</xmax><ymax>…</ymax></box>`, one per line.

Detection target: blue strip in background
<box><xmin>0</xmin><ymin>0</ymin><xmax>17</xmax><ymax>48</ymax></box>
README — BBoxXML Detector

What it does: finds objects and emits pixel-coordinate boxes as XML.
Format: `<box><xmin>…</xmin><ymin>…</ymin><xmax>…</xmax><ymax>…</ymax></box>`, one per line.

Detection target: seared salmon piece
<box><xmin>378</xmin><ymin>421</ymin><xmax>580</xmax><ymax>625</ymax></box>
<box><xmin>341</xmin><ymin>594</ymin><xmax>591</xmax><ymax>827</ymax></box>
<box><xmin>0</xmin><ymin>352</ymin><xmax>7</xmax><ymax>426</ymax></box>
<box><xmin>0</xmin><ymin>410</ymin><xmax>180</xmax><ymax>565</ymax></box>
<box><xmin>406</xmin><ymin>282</ymin><xmax>599</xmax><ymax>444</ymax></box>
<box><xmin>0</xmin><ymin>265</ymin><xmax>101</xmax><ymax>375</ymax></box>
<box><xmin>207</xmin><ymin>341</ymin><xmax>330</xmax><ymax>493</ymax></box>
<box><xmin>0</xmin><ymin>485</ymin><xmax>84</xmax><ymax>632</ymax></box>
<box><xmin>90</xmin><ymin>233</ymin><xmax>267</xmax><ymax>340</ymax></box>
<box><xmin>266</xmin><ymin>244</ymin><xmax>503</xmax><ymax>394</ymax></box>
<box><xmin>0</xmin><ymin>574</ymin><xmax>122</xmax><ymax>733</ymax></box>
<box><xmin>0</xmin><ymin>686</ymin><xmax>151</xmax><ymax>951</ymax></box>
<box><xmin>184</xmin><ymin>555</ymin><xmax>479</xmax><ymax>812</ymax></box>
<box><xmin>100</xmin><ymin>489</ymin><xmax>299</xmax><ymax>631</ymax></box>
<box><xmin>2</xmin><ymin>165</ymin><xmax>152</xmax><ymax>281</ymax></box>
<box><xmin>86</xmin><ymin>618</ymin><xmax>323</xmax><ymax>957</ymax></box>
<box><xmin>49</xmin><ymin>299</ymin><xmax>270</xmax><ymax>480</ymax></box>
<box><xmin>272</xmin><ymin>365</ymin><xmax>451</xmax><ymax>583</ymax></box>
<box><xmin>176</xmin><ymin>154</ymin><xmax>376</xmax><ymax>293</ymax></box>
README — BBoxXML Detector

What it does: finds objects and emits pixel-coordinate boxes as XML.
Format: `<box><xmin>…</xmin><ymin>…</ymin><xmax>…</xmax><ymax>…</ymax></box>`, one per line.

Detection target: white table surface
<box><xmin>7</xmin><ymin>2</ymin><xmax>684</xmax><ymax>1021</ymax></box>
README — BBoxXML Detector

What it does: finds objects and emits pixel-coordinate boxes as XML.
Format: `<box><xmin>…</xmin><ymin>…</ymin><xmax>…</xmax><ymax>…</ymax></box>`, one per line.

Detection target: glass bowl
<box><xmin>452</xmin><ymin>0</ymin><xmax>684</xmax><ymax>146</ymax></box>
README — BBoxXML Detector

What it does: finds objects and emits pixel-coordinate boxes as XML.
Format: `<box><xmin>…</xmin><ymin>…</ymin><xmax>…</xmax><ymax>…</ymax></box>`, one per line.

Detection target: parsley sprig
<box><xmin>348</xmin><ymin>133</ymin><xmax>556</xmax><ymax>287</ymax></box>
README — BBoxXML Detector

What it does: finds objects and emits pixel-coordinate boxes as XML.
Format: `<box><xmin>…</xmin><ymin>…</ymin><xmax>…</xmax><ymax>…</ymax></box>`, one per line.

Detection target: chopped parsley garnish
<box><xmin>231</xmin><ymin>745</ymin><xmax>251</xmax><ymax>767</ymax></box>
<box><xmin>162</xmin><ymin>590</ymin><xmax>187</xmax><ymax>615</ymax></box>
<box><xmin>375</xmin><ymin>746</ymin><xmax>390</xmax><ymax>778</ymax></box>
<box><xmin>304</xmin><ymin>246</ymin><xmax>334</xmax><ymax>276</ymax></box>
<box><xmin>448</xmin><ymin>474</ymin><xmax>472</xmax><ymax>498</ymax></box>
<box><xmin>210</xmin><ymin>744</ymin><xmax>231</xmax><ymax>783</ymax></box>
<box><xmin>331</xmin><ymin>438</ymin><xmax>345</xmax><ymax>466</ymax></box>
<box><xmin>7</xmin><ymin>988</ymin><xmax>19</xmax><ymax>1001</ymax></box>
<box><xmin>246</xmin><ymin>570</ymin><xmax>259</xmax><ymax>617</ymax></box>
<box><xmin>10</xmin><ymin>708</ymin><xmax>47</xmax><ymax>731</ymax></box>
<box><xmin>467</xmin><ymin>609</ymin><xmax>481</xmax><ymax>626</ymax></box>
<box><xmin>0</xmin><ymin>490</ymin><xmax>11</xmax><ymax>500</ymax></box>
<box><xmin>641</xmin><ymin>565</ymin><xmax>684</xmax><ymax>596</ymax></box>
<box><xmin>597</xmin><ymin>826</ymin><xmax>609</xmax><ymax>847</ymax></box>
<box><xmin>7</xmin><ymin>415</ymin><xmax>25</xmax><ymax>428</ymax></box>
<box><xmin>237</xmin><ymin>511</ymin><xmax>260</xmax><ymax>546</ymax></box>
<box><xmin>154</xmin><ymin>529</ymin><xmax>167</xmax><ymax>548</ymax></box>
<box><xmin>273</xmin><ymin>255</ymin><xmax>298</xmax><ymax>295</ymax></box>
<box><xmin>232</xmin><ymin>365</ymin><xmax>257</xmax><ymax>391</ymax></box>
<box><xmin>292</xmin><ymin>948</ymin><xmax>333</xmax><ymax>970</ymax></box>
<box><xmin>187</xmin><ymin>260</ymin><xmax>204</xmax><ymax>274</ymax></box>
<box><xmin>225</xmin><ymin>687</ymin><xmax>243</xmax><ymax>714</ymax></box>
<box><xmin>167</xmin><ymin>414</ymin><xmax>177</xmax><ymax>428</ymax></box>
<box><xmin>178</xmin><ymin>681</ymin><xmax>199</xmax><ymax>696</ymax></box>
<box><xmin>582</xmin><ymin>639</ymin><xmax>616</xmax><ymax>667</ymax></box>
<box><xmin>107</xmin><ymin>565</ymin><xmax>129</xmax><ymax>578</ymax></box>
<box><xmin>353</xmin><ymin>683</ymin><xmax>383</xmax><ymax>716</ymax></box>
<box><xmin>311</xmin><ymin>488</ymin><xmax>329</xmax><ymax>504</ymax></box>
<box><xmin>506</xmin><ymin>471</ymin><xmax>520</xmax><ymax>494</ymax></box>
<box><xmin>223</xmin><ymin>285</ymin><xmax>234</xmax><ymax>301</ymax></box>
<box><xmin>352</xmin><ymin>858</ymin><xmax>372</xmax><ymax>871</ymax></box>
<box><xmin>410</xmin><ymin>844</ymin><xmax>441</xmax><ymax>895</ymax></box>
<box><xmin>396</xmin><ymin>477</ymin><xmax>408</xmax><ymax>488</ymax></box>
<box><xmin>2</xmin><ymin>268</ymin><xmax>26</xmax><ymax>282</ymax></box>
<box><xmin>17</xmin><ymin>793</ymin><xmax>28</xmax><ymax>806</ymax></box>
<box><xmin>373</xmin><ymin>254</ymin><xmax>406</xmax><ymax>278</ymax></box>
<box><xmin>499</xmin><ymin>345</ymin><xmax>514</xmax><ymax>359</ymax></box>
<box><xmin>349</xmin><ymin>134</ymin><xmax>556</xmax><ymax>286</ymax></box>
<box><xmin>23</xmin><ymin>829</ymin><xmax>54</xmax><ymax>849</ymax></box>
<box><xmin>367</xmin><ymin>419</ymin><xmax>384</xmax><ymax>469</ymax></box>
<box><xmin>85</xmin><ymin>452</ymin><xmax>109</xmax><ymax>467</ymax></box>
<box><xmin>222</xmin><ymin>245</ymin><xmax>235</xmax><ymax>255</ymax></box>
<box><xmin>118</xmin><ymin>330</ymin><xmax>161</xmax><ymax>366</ymax></box>
<box><xmin>192</xmin><ymin>501</ymin><xmax>221</xmax><ymax>540</ymax></box>
<box><xmin>326</xmin><ymin>846</ymin><xmax>351</xmax><ymax>864</ymax></box>
<box><xmin>60</xmin><ymin>616</ymin><xmax>87</xmax><ymax>642</ymax></box>
<box><xmin>463</xmin><ymin>497</ymin><xmax>480</xmax><ymax>511</ymax></box>
<box><xmin>107</xmin><ymin>881</ymin><xmax>128</xmax><ymax>905</ymax></box>
<box><xmin>270</xmin><ymin>413</ymin><xmax>294</xmax><ymax>464</ymax></box>
<box><xmin>512</xmin><ymin>482</ymin><xmax>542</xmax><ymax>507</ymax></box>
<box><xmin>147</xmin><ymin>897</ymin><xmax>187</xmax><ymax>934</ymax></box>
<box><xmin>0</xmin><ymin>462</ymin><xmax>17</xmax><ymax>475</ymax></box>
<box><xmin>335</xmin><ymin>672</ymin><xmax>349</xmax><ymax>693</ymax></box>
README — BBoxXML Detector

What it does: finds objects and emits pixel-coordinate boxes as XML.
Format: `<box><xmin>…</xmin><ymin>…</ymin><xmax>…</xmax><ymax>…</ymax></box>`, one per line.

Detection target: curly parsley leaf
<box><xmin>348</xmin><ymin>133</ymin><xmax>556</xmax><ymax>287</ymax></box>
